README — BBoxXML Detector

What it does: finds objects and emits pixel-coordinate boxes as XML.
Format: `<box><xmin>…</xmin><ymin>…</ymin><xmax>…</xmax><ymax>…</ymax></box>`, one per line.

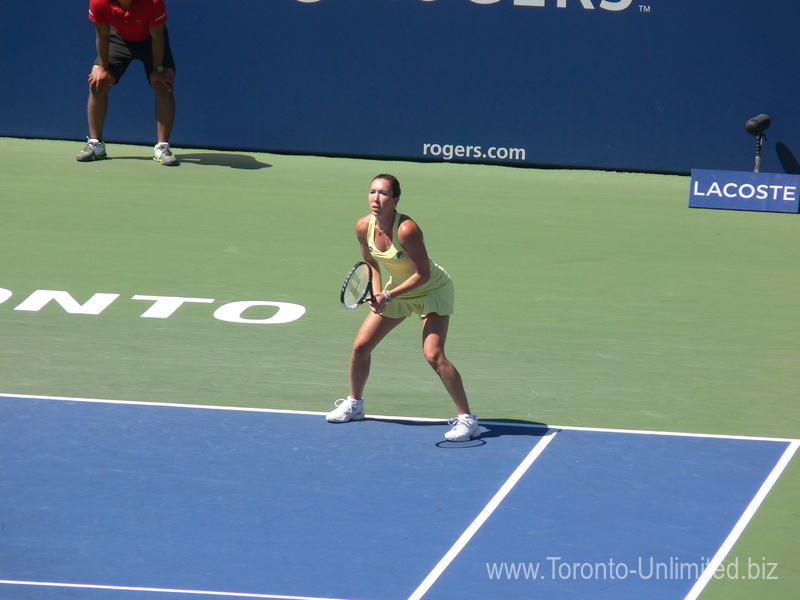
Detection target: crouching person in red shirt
<box><xmin>77</xmin><ymin>0</ymin><xmax>179</xmax><ymax>166</ymax></box>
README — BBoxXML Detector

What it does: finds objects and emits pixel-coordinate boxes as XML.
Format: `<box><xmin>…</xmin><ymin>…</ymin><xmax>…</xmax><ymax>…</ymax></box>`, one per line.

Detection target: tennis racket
<box><xmin>340</xmin><ymin>261</ymin><xmax>376</xmax><ymax>309</ymax></box>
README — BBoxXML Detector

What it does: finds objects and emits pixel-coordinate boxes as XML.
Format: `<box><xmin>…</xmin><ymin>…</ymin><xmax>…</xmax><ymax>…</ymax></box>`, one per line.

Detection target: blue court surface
<box><xmin>0</xmin><ymin>394</ymin><xmax>796</xmax><ymax>600</ymax></box>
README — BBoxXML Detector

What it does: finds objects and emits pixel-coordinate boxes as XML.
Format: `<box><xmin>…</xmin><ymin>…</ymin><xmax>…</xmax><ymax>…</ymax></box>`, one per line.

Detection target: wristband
<box><xmin>384</xmin><ymin>289</ymin><xmax>393</xmax><ymax>303</ymax></box>
<box><xmin>152</xmin><ymin>65</ymin><xmax>164</xmax><ymax>73</ymax></box>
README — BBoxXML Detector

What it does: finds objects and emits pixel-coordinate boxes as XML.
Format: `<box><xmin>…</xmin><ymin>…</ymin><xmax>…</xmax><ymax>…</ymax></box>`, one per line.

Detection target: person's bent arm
<box><xmin>88</xmin><ymin>22</ymin><xmax>114</xmax><ymax>92</ymax></box>
<box><xmin>355</xmin><ymin>217</ymin><xmax>384</xmax><ymax>301</ymax></box>
<box><xmin>388</xmin><ymin>219</ymin><xmax>431</xmax><ymax>298</ymax></box>
<box><xmin>148</xmin><ymin>24</ymin><xmax>174</xmax><ymax>92</ymax></box>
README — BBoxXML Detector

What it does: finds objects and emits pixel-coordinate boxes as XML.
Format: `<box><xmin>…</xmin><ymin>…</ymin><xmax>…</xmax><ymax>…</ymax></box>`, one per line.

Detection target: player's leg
<box><xmin>87</xmin><ymin>67</ymin><xmax>114</xmax><ymax>142</ymax></box>
<box><xmin>350</xmin><ymin>311</ymin><xmax>405</xmax><ymax>399</ymax></box>
<box><xmin>327</xmin><ymin>311</ymin><xmax>404</xmax><ymax>423</ymax></box>
<box><xmin>152</xmin><ymin>73</ymin><xmax>177</xmax><ymax>165</ymax></box>
<box><xmin>421</xmin><ymin>313</ymin><xmax>470</xmax><ymax>413</ymax></box>
<box><xmin>145</xmin><ymin>28</ymin><xmax>179</xmax><ymax>165</ymax></box>
<box><xmin>78</xmin><ymin>31</ymin><xmax>129</xmax><ymax>162</ymax></box>
<box><xmin>422</xmin><ymin>313</ymin><xmax>479</xmax><ymax>441</ymax></box>
<box><xmin>77</xmin><ymin>67</ymin><xmax>115</xmax><ymax>162</ymax></box>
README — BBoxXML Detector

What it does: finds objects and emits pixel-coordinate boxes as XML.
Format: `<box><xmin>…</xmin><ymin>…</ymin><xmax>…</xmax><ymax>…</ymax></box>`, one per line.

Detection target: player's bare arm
<box><xmin>89</xmin><ymin>23</ymin><xmax>114</xmax><ymax>92</ymax></box>
<box><xmin>355</xmin><ymin>216</ymin><xmax>383</xmax><ymax>298</ymax></box>
<box><xmin>388</xmin><ymin>218</ymin><xmax>431</xmax><ymax>298</ymax></box>
<box><xmin>148</xmin><ymin>24</ymin><xmax>174</xmax><ymax>92</ymax></box>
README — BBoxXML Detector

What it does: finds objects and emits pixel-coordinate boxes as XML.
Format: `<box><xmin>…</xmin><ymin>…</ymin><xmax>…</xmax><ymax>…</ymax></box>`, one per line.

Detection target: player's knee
<box><xmin>90</xmin><ymin>79</ymin><xmax>113</xmax><ymax>95</ymax></box>
<box><xmin>424</xmin><ymin>348</ymin><xmax>445</xmax><ymax>372</ymax></box>
<box><xmin>352</xmin><ymin>340</ymin><xmax>371</xmax><ymax>361</ymax></box>
<box><xmin>151</xmin><ymin>70</ymin><xmax>176</xmax><ymax>96</ymax></box>
<box><xmin>152</xmin><ymin>82</ymin><xmax>174</xmax><ymax>96</ymax></box>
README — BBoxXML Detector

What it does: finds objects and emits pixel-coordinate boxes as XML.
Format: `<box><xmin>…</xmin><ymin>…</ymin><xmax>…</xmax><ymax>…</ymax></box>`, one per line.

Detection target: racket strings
<box><xmin>343</xmin><ymin>264</ymin><xmax>371</xmax><ymax>307</ymax></box>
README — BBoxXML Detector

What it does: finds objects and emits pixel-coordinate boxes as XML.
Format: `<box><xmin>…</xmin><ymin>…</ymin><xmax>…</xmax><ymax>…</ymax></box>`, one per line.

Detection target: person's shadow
<box><xmin>369</xmin><ymin>417</ymin><xmax>550</xmax><ymax>449</ymax></box>
<box><xmin>177</xmin><ymin>152</ymin><xmax>272</xmax><ymax>169</ymax></box>
<box><xmin>110</xmin><ymin>152</ymin><xmax>272</xmax><ymax>169</ymax></box>
<box><xmin>438</xmin><ymin>419</ymin><xmax>551</xmax><ymax>448</ymax></box>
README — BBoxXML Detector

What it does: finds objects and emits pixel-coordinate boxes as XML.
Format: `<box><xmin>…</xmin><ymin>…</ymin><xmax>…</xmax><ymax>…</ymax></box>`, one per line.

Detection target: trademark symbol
<box><xmin>639</xmin><ymin>4</ymin><xmax>651</xmax><ymax>12</ymax></box>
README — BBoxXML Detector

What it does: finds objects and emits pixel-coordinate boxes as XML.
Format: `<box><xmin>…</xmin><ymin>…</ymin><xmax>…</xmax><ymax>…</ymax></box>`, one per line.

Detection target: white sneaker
<box><xmin>154</xmin><ymin>142</ymin><xmax>179</xmax><ymax>166</ymax></box>
<box><xmin>76</xmin><ymin>138</ymin><xmax>107</xmax><ymax>162</ymax></box>
<box><xmin>326</xmin><ymin>396</ymin><xmax>365</xmax><ymax>423</ymax></box>
<box><xmin>444</xmin><ymin>414</ymin><xmax>480</xmax><ymax>441</ymax></box>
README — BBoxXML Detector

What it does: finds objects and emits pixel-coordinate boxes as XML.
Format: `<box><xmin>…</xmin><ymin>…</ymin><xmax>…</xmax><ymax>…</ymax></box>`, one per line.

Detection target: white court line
<box><xmin>0</xmin><ymin>392</ymin><xmax>332</xmax><ymax>418</ymax></box>
<box><xmin>0</xmin><ymin>579</ymin><xmax>349</xmax><ymax>600</ymax></box>
<box><xmin>1</xmin><ymin>392</ymin><xmax>797</xmax><ymax>443</ymax></box>
<box><xmin>406</xmin><ymin>428</ymin><xmax>559</xmax><ymax>600</ymax></box>
<box><xmin>2</xmin><ymin>392</ymin><xmax>798</xmax><ymax>600</ymax></box>
<box><xmin>546</xmin><ymin>423</ymin><xmax>799</xmax><ymax>444</ymax></box>
<box><xmin>682</xmin><ymin>439</ymin><xmax>800</xmax><ymax>600</ymax></box>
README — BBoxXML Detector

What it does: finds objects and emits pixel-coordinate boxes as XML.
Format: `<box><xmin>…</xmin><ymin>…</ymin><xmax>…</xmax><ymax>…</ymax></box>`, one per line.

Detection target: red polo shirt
<box><xmin>89</xmin><ymin>0</ymin><xmax>168</xmax><ymax>42</ymax></box>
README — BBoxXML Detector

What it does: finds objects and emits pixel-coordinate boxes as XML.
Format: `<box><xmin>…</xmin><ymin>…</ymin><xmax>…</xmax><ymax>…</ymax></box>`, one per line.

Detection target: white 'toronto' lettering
<box><xmin>213</xmin><ymin>301</ymin><xmax>306</xmax><ymax>324</ymax></box>
<box><xmin>132</xmin><ymin>295</ymin><xmax>215</xmax><ymax>318</ymax></box>
<box><xmin>6</xmin><ymin>288</ymin><xmax>306</xmax><ymax>324</ymax></box>
<box><xmin>15</xmin><ymin>290</ymin><xmax>120</xmax><ymax>315</ymax></box>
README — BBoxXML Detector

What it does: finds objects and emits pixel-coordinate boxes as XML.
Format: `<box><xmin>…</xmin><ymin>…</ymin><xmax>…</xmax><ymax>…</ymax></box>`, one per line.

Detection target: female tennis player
<box><xmin>327</xmin><ymin>174</ymin><xmax>479</xmax><ymax>442</ymax></box>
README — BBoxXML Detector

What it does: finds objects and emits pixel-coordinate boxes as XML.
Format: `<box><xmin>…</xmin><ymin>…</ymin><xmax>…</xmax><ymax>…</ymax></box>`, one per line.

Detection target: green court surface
<box><xmin>1</xmin><ymin>137</ymin><xmax>798</xmax><ymax>599</ymax></box>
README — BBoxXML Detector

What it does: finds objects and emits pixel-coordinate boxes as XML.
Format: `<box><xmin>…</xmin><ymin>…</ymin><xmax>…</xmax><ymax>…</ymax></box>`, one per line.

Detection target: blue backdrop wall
<box><xmin>1</xmin><ymin>0</ymin><xmax>798</xmax><ymax>174</ymax></box>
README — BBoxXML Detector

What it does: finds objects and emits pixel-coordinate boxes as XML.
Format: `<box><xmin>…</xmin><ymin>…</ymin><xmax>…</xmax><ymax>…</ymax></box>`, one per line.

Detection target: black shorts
<box><xmin>93</xmin><ymin>27</ymin><xmax>176</xmax><ymax>84</ymax></box>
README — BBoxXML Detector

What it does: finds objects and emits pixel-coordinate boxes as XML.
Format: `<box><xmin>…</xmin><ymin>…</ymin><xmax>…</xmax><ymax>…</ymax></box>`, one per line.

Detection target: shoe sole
<box><xmin>444</xmin><ymin>428</ymin><xmax>481</xmax><ymax>442</ymax></box>
<box><xmin>326</xmin><ymin>413</ymin><xmax>365</xmax><ymax>423</ymax></box>
<box><xmin>76</xmin><ymin>152</ymin><xmax>107</xmax><ymax>162</ymax></box>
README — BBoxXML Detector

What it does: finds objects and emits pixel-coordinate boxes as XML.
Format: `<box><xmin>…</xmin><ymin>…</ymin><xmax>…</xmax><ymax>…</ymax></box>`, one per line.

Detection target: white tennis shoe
<box><xmin>444</xmin><ymin>414</ymin><xmax>480</xmax><ymax>442</ymax></box>
<box><xmin>154</xmin><ymin>142</ymin><xmax>179</xmax><ymax>166</ymax></box>
<box><xmin>326</xmin><ymin>396</ymin><xmax>365</xmax><ymax>423</ymax></box>
<box><xmin>76</xmin><ymin>138</ymin><xmax>106</xmax><ymax>162</ymax></box>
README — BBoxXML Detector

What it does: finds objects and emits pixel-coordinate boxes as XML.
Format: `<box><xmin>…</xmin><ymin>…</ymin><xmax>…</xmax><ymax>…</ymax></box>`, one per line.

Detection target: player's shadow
<box><xmin>178</xmin><ymin>153</ymin><xmax>272</xmax><ymax>169</ymax></box>
<box><xmin>369</xmin><ymin>417</ymin><xmax>549</xmax><ymax>449</ymax></box>
<box><xmin>478</xmin><ymin>419</ymin><xmax>551</xmax><ymax>439</ymax></box>
<box><xmin>108</xmin><ymin>152</ymin><xmax>272</xmax><ymax>169</ymax></box>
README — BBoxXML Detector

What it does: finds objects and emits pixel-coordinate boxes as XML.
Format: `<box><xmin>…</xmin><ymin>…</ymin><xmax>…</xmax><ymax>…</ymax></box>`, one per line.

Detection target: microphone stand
<box><xmin>754</xmin><ymin>133</ymin><xmax>765</xmax><ymax>173</ymax></box>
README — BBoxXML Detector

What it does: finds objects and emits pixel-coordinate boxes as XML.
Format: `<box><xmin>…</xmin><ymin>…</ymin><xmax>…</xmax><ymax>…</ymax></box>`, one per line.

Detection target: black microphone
<box><xmin>745</xmin><ymin>114</ymin><xmax>771</xmax><ymax>136</ymax></box>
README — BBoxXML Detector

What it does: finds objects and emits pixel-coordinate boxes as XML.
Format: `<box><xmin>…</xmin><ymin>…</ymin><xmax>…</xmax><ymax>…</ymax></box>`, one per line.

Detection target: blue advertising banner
<box><xmin>689</xmin><ymin>169</ymin><xmax>800</xmax><ymax>213</ymax></box>
<box><xmin>1</xmin><ymin>1</ymin><xmax>799</xmax><ymax>174</ymax></box>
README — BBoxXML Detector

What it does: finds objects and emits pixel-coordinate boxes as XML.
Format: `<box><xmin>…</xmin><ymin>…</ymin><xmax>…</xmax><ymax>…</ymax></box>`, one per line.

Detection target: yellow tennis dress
<box><xmin>367</xmin><ymin>213</ymin><xmax>454</xmax><ymax>319</ymax></box>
